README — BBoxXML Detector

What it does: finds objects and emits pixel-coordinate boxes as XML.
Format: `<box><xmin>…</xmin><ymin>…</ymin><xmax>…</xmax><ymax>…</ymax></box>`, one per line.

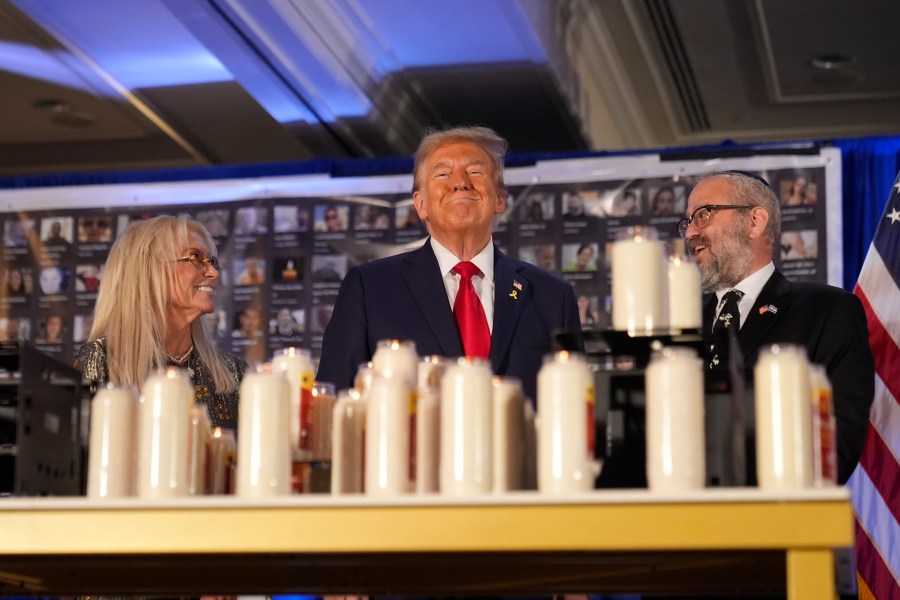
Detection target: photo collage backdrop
<box><xmin>0</xmin><ymin>163</ymin><xmax>830</xmax><ymax>367</ymax></box>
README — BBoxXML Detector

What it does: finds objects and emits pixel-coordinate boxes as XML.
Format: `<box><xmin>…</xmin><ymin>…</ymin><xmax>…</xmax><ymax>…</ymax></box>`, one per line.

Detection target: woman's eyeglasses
<box><xmin>177</xmin><ymin>252</ymin><xmax>221</xmax><ymax>272</ymax></box>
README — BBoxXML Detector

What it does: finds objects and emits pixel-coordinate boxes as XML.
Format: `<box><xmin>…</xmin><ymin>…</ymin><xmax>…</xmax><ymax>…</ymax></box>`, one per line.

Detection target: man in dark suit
<box><xmin>682</xmin><ymin>170</ymin><xmax>874</xmax><ymax>483</ymax></box>
<box><xmin>317</xmin><ymin>126</ymin><xmax>581</xmax><ymax>401</ymax></box>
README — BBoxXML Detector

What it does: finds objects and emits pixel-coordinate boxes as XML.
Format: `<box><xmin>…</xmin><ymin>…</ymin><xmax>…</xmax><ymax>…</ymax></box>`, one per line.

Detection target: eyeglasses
<box><xmin>177</xmin><ymin>251</ymin><xmax>221</xmax><ymax>272</ymax></box>
<box><xmin>676</xmin><ymin>204</ymin><xmax>753</xmax><ymax>239</ymax></box>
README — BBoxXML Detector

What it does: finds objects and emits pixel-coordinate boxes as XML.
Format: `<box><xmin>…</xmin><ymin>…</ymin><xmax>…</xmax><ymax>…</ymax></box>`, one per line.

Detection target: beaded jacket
<box><xmin>75</xmin><ymin>338</ymin><xmax>246</xmax><ymax>430</ymax></box>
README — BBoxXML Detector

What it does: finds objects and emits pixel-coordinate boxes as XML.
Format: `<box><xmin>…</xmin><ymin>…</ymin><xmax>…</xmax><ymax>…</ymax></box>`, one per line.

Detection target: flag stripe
<box><xmin>867</xmin><ymin>375</ymin><xmax>900</xmax><ymax>476</ymax></box>
<box><xmin>855</xmin><ymin>288</ymin><xmax>900</xmax><ymax>419</ymax></box>
<box><xmin>850</xmin><ymin>465</ymin><xmax>900</xmax><ymax>590</ymax></box>
<box><xmin>854</xmin><ymin>519</ymin><xmax>900</xmax><ymax>598</ymax></box>
<box><xmin>858</xmin><ymin>415</ymin><xmax>900</xmax><ymax>525</ymax></box>
<box><xmin>855</xmin><ymin>248</ymin><xmax>900</xmax><ymax>347</ymax></box>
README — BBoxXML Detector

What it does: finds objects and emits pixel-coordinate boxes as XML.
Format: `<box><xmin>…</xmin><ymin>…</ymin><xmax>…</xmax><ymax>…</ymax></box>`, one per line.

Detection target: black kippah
<box><xmin>720</xmin><ymin>169</ymin><xmax>776</xmax><ymax>193</ymax></box>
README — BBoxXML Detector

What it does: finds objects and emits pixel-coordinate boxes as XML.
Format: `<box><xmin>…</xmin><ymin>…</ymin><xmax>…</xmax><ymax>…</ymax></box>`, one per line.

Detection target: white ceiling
<box><xmin>1</xmin><ymin>0</ymin><xmax>899</xmax><ymax>176</ymax></box>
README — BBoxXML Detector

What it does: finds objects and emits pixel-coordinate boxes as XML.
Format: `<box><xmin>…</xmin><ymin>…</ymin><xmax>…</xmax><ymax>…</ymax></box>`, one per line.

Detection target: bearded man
<box><xmin>680</xmin><ymin>170</ymin><xmax>874</xmax><ymax>483</ymax></box>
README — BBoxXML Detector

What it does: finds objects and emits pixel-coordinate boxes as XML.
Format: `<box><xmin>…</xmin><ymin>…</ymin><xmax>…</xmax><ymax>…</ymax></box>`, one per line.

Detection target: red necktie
<box><xmin>453</xmin><ymin>261</ymin><xmax>491</xmax><ymax>359</ymax></box>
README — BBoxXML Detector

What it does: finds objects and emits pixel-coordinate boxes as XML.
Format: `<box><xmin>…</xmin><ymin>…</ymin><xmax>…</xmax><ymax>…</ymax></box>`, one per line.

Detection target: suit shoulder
<box><xmin>789</xmin><ymin>280</ymin><xmax>854</xmax><ymax>302</ymax></box>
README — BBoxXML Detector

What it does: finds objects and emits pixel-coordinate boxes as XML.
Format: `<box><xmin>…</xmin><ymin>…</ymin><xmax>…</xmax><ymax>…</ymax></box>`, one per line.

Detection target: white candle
<box><xmin>331</xmin><ymin>389</ymin><xmax>367</xmax><ymax>495</ymax></box>
<box><xmin>237</xmin><ymin>366</ymin><xmax>292</xmax><ymax>497</ymax></box>
<box><xmin>353</xmin><ymin>362</ymin><xmax>374</xmax><ymax>394</ymax></box>
<box><xmin>365</xmin><ymin>373</ymin><xmax>412</xmax><ymax>496</ymax></box>
<box><xmin>310</xmin><ymin>382</ymin><xmax>336</xmax><ymax>462</ymax></box>
<box><xmin>440</xmin><ymin>358</ymin><xmax>493</xmax><ymax>496</ymax></box>
<box><xmin>137</xmin><ymin>368</ymin><xmax>193</xmax><ymax>498</ymax></box>
<box><xmin>611</xmin><ymin>226</ymin><xmax>668</xmax><ymax>334</ymax></box>
<box><xmin>188</xmin><ymin>406</ymin><xmax>211</xmax><ymax>496</ymax></box>
<box><xmin>645</xmin><ymin>346</ymin><xmax>705</xmax><ymax>492</ymax></box>
<box><xmin>208</xmin><ymin>427</ymin><xmax>236</xmax><ymax>495</ymax></box>
<box><xmin>754</xmin><ymin>345</ymin><xmax>814</xmax><ymax>490</ymax></box>
<box><xmin>87</xmin><ymin>384</ymin><xmax>138</xmax><ymax>499</ymax></box>
<box><xmin>372</xmin><ymin>339</ymin><xmax>418</xmax><ymax>386</ymax></box>
<box><xmin>667</xmin><ymin>254</ymin><xmax>702</xmax><ymax>331</ymax></box>
<box><xmin>809</xmin><ymin>365</ymin><xmax>837</xmax><ymax>487</ymax></box>
<box><xmin>272</xmin><ymin>347</ymin><xmax>315</xmax><ymax>461</ymax></box>
<box><xmin>416</xmin><ymin>356</ymin><xmax>447</xmax><ymax>494</ymax></box>
<box><xmin>537</xmin><ymin>352</ymin><xmax>596</xmax><ymax>493</ymax></box>
<box><xmin>492</xmin><ymin>377</ymin><xmax>525</xmax><ymax>493</ymax></box>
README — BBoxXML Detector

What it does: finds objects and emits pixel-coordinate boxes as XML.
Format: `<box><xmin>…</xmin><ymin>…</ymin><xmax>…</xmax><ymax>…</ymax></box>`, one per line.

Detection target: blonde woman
<box><xmin>75</xmin><ymin>215</ymin><xmax>245</xmax><ymax>430</ymax></box>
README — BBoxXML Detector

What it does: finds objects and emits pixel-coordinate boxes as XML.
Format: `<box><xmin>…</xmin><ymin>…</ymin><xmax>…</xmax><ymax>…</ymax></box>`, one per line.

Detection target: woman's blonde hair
<box><xmin>89</xmin><ymin>215</ymin><xmax>234</xmax><ymax>392</ymax></box>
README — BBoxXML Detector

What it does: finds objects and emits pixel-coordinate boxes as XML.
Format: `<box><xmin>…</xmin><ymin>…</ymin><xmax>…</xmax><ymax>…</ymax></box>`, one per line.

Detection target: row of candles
<box><xmin>86</xmin><ymin>336</ymin><xmax>836</xmax><ymax>499</ymax></box>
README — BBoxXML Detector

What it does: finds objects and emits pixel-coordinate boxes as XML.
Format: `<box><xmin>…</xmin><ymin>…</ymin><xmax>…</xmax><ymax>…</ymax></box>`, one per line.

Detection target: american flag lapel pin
<box><xmin>758</xmin><ymin>304</ymin><xmax>778</xmax><ymax>315</ymax></box>
<box><xmin>509</xmin><ymin>279</ymin><xmax>523</xmax><ymax>300</ymax></box>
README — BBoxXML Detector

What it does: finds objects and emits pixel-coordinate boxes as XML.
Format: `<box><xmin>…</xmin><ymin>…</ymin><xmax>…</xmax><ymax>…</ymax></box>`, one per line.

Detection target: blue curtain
<box><xmin>835</xmin><ymin>136</ymin><xmax>900</xmax><ymax>288</ymax></box>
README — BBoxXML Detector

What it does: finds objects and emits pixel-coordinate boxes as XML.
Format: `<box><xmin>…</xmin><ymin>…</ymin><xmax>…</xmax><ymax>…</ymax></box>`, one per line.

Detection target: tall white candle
<box><xmin>416</xmin><ymin>356</ymin><xmax>447</xmax><ymax>494</ymax></box>
<box><xmin>522</xmin><ymin>401</ymin><xmax>538</xmax><ymax>490</ymax></box>
<box><xmin>372</xmin><ymin>339</ymin><xmax>418</xmax><ymax>386</ymax></box>
<box><xmin>809</xmin><ymin>365</ymin><xmax>837</xmax><ymax>487</ymax></box>
<box><xmin>237</xmin><ymin>366</ymin><xmax>292</xmax><ymax>498</ymax></box>
<box><xmin>492</xmin><ymin>377</ymin><xmax>525</xmax><ymax>493</ymax></box>
<box><xmin>272</xmin><ymin>347</ymin><xmax>315</xmax><ymax>461</ymax></box>
<box><xmin>645</xmin><ymin>346</ymin><xmax>705</xmax><ymax>492</ymax></box>
<box><xmin>667</xmin><ymin>253</ymin><xmax>702</xmax><ymax>331</ymax></box>
<box><xmin>365</xmin><ymin>373</ymin><xmax>412</xmax><ymax>496</ymax></box>
<box><xmin>208</xmin><ymin>427</ymin><xmax>236</xmax><ymax>495</ymax></box>
<box><xmin>537</xmin><ymin>352</ymin><xmax>596</xmax><ymax>493</ymax></box>
<box><xmin>87</xmin><ymin>384</ymin><xmax>138</xmax><ymax>499</ymax></box>
<box><xmin>188</xmin><ymin>406</ymin><xmax>211</xmax><ymax>496</ymax></box>
<box><xmin>354</xmin><ymin>362</ymin><xmax>375</xmax><ymax>394</ymax></box>
<box><xmin>137</xmin><ymin>368</ymin><xmax>193</xmax><ymax>498</ymax></box>
<box><xmin>331</xmin><ymin>389</ymin><xmax>367</xmax><ymax>495</ymax></box>
<box><xmin>611</xmin><ymin>226</ymin><xmax>667</xmax><ymax>334</ymax></box>
<box><xmin>440</xmin><ymin>358</ymin><xmax>493</xmax><ymax>496</ymax></box>
<box><xmin>754</xmin><ymin>344</ymin><xmax>814</xmax><ymax>490</ymax></box>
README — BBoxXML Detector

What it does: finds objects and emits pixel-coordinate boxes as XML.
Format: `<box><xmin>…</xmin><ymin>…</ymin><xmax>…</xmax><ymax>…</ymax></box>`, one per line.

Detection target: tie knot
<box><xmin>453</xmin><ymin>261</ymin><xmax>480</xmax><ymax>280</ymax></box>
<box><xmin>723</xmin><ymin>289</ymin><xmax>744</xmax><ymax>303</ymax></box>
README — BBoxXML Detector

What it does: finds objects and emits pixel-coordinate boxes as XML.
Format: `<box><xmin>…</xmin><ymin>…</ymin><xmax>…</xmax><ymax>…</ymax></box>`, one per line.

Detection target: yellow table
<box><xmin>0</xmin><ymin>488</ymin><xmax>852</xmax><ymax>598</ymax></box>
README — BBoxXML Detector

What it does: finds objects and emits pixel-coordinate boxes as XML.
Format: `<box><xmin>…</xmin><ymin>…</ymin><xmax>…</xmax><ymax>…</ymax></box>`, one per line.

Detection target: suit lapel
<box><xmin>738</xmin><ymin>270</ymin><xmax>789</xmax><ymax>359</ymax></box>
<box><xmin>490</xmin><ymin>247</ymin><xmax>527</xmax><ymax>374</ymax></box>
<box><xmin>702</xmin><ymin>293</ymin><xmax>718</xmax><ymax>332</ymax></box>
<box><xmin>402</xmin><ymin>241</ymin><xmax>463</xmax><ymax>356</ymax></box>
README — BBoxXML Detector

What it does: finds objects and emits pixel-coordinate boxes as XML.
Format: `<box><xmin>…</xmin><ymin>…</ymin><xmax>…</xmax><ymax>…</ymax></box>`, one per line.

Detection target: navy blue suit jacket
<box><xmin>703</xmin><ymin>269</ymin><xmax>875</xmax><ymax>483</ymax></box>
<box><xmin>317</xmin><ymin>240</ymin><xmax>582</xmax><ymax>401</ymax></box>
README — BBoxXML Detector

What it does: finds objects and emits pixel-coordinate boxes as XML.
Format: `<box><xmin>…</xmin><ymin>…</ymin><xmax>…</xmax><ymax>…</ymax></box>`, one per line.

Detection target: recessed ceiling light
<box><xmin>809</xmin><ymin>54</ymin><xmax>855</xmax><ymax>71</ymax></box>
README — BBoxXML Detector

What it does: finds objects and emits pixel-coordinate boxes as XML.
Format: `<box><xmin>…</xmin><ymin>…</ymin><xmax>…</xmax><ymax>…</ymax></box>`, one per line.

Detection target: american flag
<box><xmin>848</xmin><ymin>173</ymin><xmax>900</xmax><ymax>597</ymax></box>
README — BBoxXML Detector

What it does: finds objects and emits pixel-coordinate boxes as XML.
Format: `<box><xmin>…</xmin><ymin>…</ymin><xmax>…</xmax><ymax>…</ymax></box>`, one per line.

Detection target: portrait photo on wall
<box><xmin>779</xmin><ymin>173</ymin><xmax>818</xmax><ymax>206</ymax></box>
<box><xmin>646</xmin><ymin>184</ymin><xmax>686</xmax><ymax>217</ymax></box>
<box><xmin>394</xmin><ymin>203</ymin><xmax>423</xmax><ymax>232</ymax></box>
<box><xmin>518</xmin><ymin>192</ymin><xmax>555</xmax><ymax>223</ymax></box>
<box><xmin>234</xmin><ymin>257</ymin><xmax>266</xmax><ymax>286</ymax></box>
<box><xmin>311</xmin><ymin>302</ymin><xmax>334</xmax><ymax>334</ymax></box>
<box><xmin>311</xmin><ymin>254</ymin><xmax>348</xmax><ymax>283</ymax></box>
<box><xmin>195</xmin><ymin>209</ymin><xmax>230</xmax><ymax>238</ymax></box>
<box><xmin>40</xmin><ymin>217</ymin><xmax>74</xmax><ymax>247</ymax></box>
<box><xmin>75</xmin><ymin>264</ymin><xmax>103</xmax><ymax>293</ymax></box>
<box><xmin>4</xmin><ymin>267</ymin><xmax>33</xmax><ymax>296</ymax></box>
<box><xmin>518</xmin><ymin>243</ymin><xmax>557</xmax><ymax>273</ymax></box>
<box><xmin>562</xmin><ymin>243</ymin><xmax>599</xmax><ymax>273</ymax></box>
<box><xmin>38</xmin><ymin>266</ymin><xmax>70</xmax><ymax>295</ymax></box>
<box><xmin>780</xmin><ymin>230</ymin><xmax>818</xmax><ymax>261</ymax></box>
<box><xmin>269</xmin><ymin>307</ymin><xmax>305</xmax><ymax>337</ymax></box>
<box><xmin>234</xmin><ymin>206</ymin><xmax>268</xmax><ymax>236</ymax></box>
<box><xmin>3</xmin><ymin>218</ymin><xmax>35</xmax><ymax>248</ymax></box>
<box><xmin>607</xmin><ymin>186</ymin><xmax>642</xmax><ymax>217</ymax></box>
<box><xmin>78</xmin><ymin>215</ymin><xmax>113</xmax><ymax>243</ymax></box>
<box><xmin>353</xmin><ymin>202</ymin><xmax>391</xmax><ymax>231</ymax></box>
<box><xmin>36</xmin><ymin>314</ymin><xmax>66</xmax><ymax>344</ymax></box>
<box><xmin>273</xmin><ymin>204</ymin><xmax>309</xmax><ymax>233</ymax></box>
<box><xmin>575</xmin><ymin>293</ymin><xmax>602</xmax><ymax>329</ymax></box>
<box><xmin>313</xmin><ymin>203</ymin><xmax>349</xmax><ymax>233</ymax></box>
<box><xmin>73</xmin><ymin>313</ymin><xmax>94</xmax><ymax>343</ymax></box>
<box><xmin>116</xmin><ymin>212</ymin><xmax>155</xmax><ymax>239</ymax></box>
<box><xmin>272</xmin><ymin>257</ymin><xmax>304</xmax><ymax>283</ymax></box>
<box><xmin>0</xmin><ymin>317</ymin><xmax>30</xmax><ymax>342</ymax></box>
<box><xmin>232</xmin><ymin>306</ymin><xmax>264</xmax><ymax>338</ymax></box>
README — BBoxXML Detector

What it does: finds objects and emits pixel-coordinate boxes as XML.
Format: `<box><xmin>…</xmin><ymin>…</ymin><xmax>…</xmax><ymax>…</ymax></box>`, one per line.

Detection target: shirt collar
<box><xmin>715</xmin><ymin>261</ymin><xmax>775</xmax><ymax>306</ymax></box>
<box><xmin>430</xmin><ymin>237</ymin><xmax>494</xmax><ymax>281</ymax></box>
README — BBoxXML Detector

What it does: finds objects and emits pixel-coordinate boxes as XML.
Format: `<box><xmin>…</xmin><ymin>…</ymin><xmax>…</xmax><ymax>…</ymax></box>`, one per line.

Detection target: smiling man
<box><xmin>317</xmin><ymin>126</ymin><xmax>581</xmax><ymax>401</ymax></box>
<box><xmin>682</xmin><ymin>170</ymin><xmax>874</xmax><ymax>483</ymax></box>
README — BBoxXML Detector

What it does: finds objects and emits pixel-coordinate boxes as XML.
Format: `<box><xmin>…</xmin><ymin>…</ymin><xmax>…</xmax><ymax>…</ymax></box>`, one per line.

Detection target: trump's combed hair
<box><xmin>704</xmin><ymin>170</ymin><xmax>781</xmax><ymax>245</ymax></box>
<box><xmin>89</xmin><ymin>215</ymin><xmax>234</xmax><ymax>392</ymax></box>
<box><xmin>412</xmin><ymin>126</ymin><xmax>508</xmax><ymax>195</ymax></box>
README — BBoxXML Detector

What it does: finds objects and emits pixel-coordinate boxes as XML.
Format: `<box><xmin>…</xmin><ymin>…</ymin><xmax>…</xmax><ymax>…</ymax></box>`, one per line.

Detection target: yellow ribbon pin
<box><xmin>509</xmin><ymin>290</ymin><xmax>518</xmax><ymax>299</ymax></box>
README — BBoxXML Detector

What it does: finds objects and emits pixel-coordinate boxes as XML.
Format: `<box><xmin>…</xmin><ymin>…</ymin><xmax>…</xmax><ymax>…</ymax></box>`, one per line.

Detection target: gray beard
<box><xmin>698</xmin><ymin>224</ymin><xmax>754</xmax><ymax>293</ymax></box>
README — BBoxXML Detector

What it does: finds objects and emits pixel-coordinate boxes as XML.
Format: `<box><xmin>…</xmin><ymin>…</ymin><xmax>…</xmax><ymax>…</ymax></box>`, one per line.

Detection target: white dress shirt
<box><xmin>430</xmin><ymin>238</ymin><xmax>495</xmax><ymax>333</ymax></box>
<box><xmin>713</xmin><ymin>261</ymin><xmax>776</xmax><ymax>329</ymax></box>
